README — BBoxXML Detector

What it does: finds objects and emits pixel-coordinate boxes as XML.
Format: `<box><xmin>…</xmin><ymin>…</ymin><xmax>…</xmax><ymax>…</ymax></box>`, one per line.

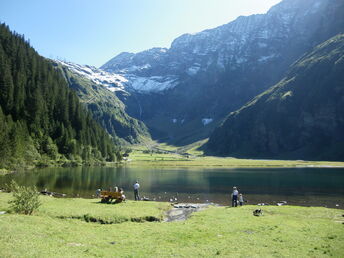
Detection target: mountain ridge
<box><xmin>205</xmin><ymin>33</ymin><xmax>344</xmax><ymax>160</ymax></box>
<box><xmin>99</xmin><ymin>0</ymin><xmax>344</xmax><ymax>145</ymax></box>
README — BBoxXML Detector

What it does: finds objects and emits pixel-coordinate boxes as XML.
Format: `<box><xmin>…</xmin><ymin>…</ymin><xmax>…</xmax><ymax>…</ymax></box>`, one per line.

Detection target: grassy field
<box><xmin>128</xmin><ymin>144</ymin><xmax>344</xmax><ymax>168</ymax></box>
<box><xmin>0</xmin><ymin>192</ymin><xmax>343</xmax><ymax>257</ymax></box>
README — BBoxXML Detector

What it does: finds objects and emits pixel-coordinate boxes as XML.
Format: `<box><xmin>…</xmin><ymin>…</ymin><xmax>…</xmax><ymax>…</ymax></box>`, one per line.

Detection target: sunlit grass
<box><xmin>127</xmin><ymin>148</ymin><xmax>344</xmax><ymax>168</ymax></box>
<box><xmin>0</xmin><ymin>192</ymin><xmax>343</xmax><ymax>257</ymax></box>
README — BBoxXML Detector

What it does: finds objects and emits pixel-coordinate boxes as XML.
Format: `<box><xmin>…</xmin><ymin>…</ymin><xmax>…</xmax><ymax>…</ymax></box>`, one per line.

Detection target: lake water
<box><xmin>1</xmin><ymin>166</ymin><xmax>343</xmax><ymax>208</ymax></box>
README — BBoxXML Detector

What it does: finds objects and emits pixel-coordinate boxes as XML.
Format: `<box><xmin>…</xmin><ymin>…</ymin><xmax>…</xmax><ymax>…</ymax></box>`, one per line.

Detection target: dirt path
<box><xmin>164</xmin><ymin>203</ymin><xmax>213</xmax><ymax>222</ymax></box>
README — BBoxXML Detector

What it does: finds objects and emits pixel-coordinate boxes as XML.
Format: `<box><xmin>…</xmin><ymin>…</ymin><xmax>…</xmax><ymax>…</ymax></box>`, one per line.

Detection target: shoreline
<box><xmin>2</xmin><ymin>156</ymin><xmax>344</xmax><ymax>174</ymax></box>
<box><xmin>123</xmin><ymin>162</ymin><xmax>344</xmax><ymax>169</ymax></box>
<box><xmin>1</xmin><ymin>191</ymin><xmax>343</xmax><ymax>211</ymax></box>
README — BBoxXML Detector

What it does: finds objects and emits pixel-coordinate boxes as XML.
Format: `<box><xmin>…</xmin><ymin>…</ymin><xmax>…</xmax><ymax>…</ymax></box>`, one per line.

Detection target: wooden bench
<box><xmin>100</xmin><ymin>190</ymin><xmax>123</xmax><ymax>203</ymax></box>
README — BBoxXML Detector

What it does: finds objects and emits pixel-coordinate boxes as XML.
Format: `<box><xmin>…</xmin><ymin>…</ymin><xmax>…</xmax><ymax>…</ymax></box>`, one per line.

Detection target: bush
<box><xmin>8</xmin><ymin>180</ymin><xmax>41</xmax><ymax>215</ymax></box>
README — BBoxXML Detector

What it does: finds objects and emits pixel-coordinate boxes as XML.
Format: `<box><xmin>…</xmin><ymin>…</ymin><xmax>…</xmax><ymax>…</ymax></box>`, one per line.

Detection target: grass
<box><xmin>0</xmin><ymin>192</ymin><xmax>343</xmax><ymax>257</ymax></box>
<box><xmin>0</xmin><ymin>193</ymin><xmax>170</xmax><ymax>224</ymax></box>
<box><xmin>128</xmin><ymin>144</ymin><xmax>344</xmax><ymax>168</ymax></box>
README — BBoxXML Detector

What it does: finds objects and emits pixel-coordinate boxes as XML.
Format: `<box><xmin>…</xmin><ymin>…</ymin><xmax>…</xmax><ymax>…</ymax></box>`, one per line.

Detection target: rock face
<box><xmin>205</xmin><ymin>34</ymin><xmax>344</xmax><ymax>161</ymax></box>
<box><xmin>100</xmin><ymin>0</ymin><xmax>344</xmax><ymax>144</ymax></box>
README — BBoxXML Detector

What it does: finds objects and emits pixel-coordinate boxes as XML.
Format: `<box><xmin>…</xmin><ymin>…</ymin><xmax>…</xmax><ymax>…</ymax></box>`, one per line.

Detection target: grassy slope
<box><xmin>0</xmin><ymin>193</ymin><xmax>343</xmax><ymax>257</ymax></box>
<box><xmin>54</xmin><ymin>61</ymin><xmax>150</xmax><ymax>144</ymax></box>
<box><xmin>205</xmin><ymin>34</ymin><xmax>344</xmax><ymax>161</ymax></box>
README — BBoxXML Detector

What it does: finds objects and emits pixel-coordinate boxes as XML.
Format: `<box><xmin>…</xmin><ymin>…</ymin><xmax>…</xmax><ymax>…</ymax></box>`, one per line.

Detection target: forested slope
<box><xmin>0</xmin><ymin>24</ymin><xmax>119</xmax><ymax>169</ymax></box>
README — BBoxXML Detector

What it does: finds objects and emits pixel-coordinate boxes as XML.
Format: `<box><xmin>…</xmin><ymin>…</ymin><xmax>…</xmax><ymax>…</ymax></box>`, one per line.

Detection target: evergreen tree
<box><xmin>0</xmin><ymin>23</ymin><xmax>119</xmax><ymax>169</ymax></box>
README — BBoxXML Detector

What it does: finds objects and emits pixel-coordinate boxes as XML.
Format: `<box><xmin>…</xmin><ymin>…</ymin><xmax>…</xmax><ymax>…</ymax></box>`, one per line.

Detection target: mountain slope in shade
<box><xmin>205</xmin><ymin>34</ymin><xmax>344</xmax><ymax>161</ymax></box>
<box><xmin>53</xmin><ymin>60</ymin><xmax>151</xmax><ymax>144</ymax></box>
<box><xmin>100</xmin><ymin>0</ymin><xmax>344</xmax><ymax>145</ymax></box>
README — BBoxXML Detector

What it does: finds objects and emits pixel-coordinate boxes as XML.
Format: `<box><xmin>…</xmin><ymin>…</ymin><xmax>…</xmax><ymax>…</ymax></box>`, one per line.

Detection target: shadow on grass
<box><xmin>56</xmin><ymin>213</ymin><xmax>160</xmax><ymax>224</ymax></box>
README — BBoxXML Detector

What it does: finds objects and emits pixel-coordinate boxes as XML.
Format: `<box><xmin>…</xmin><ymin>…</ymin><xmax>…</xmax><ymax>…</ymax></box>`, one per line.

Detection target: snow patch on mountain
<box><xmin>118</xmin><ymin>64</ymin><xmax>151</xmax><ymax>73</ymax></box>
<box><xmin>258</xmin><ymin>54</ymin><xmax>277</xmax><ymax>62</ymax></box>
<box><xmin>56</xmin><ymin>60</ymin><xmax>127</xmax><ymax>92</ymax></box>
<box><xmin>186</xmin><ymin>65</ymin><xmax>201</xmax><ymax>76</ymax></box>
<box><xmin>202</xmin><ymin>118</ymin><xmax>213</xmax><ymax>126</ymax></box>
<box><xmin>126</xmin><ymin>75</ymin><xmax>179</xmax><ymax>92</ymax></box>
<box><xmin>57</xmin><ymin>60</ymin><xmax>179</xmax><ymax>93</ymax></box>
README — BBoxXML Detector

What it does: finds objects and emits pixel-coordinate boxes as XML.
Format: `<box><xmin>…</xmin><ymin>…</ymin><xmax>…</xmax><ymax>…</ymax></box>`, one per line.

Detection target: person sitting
<box><xmin>119</xmin><ymin>188</ymin><xmax>126</xmax><ymax>202</ymax></box>
<box><xmin>115</xmin><ymin>188</ymin><xmax>126</xmax><ymax>203</ymax></box>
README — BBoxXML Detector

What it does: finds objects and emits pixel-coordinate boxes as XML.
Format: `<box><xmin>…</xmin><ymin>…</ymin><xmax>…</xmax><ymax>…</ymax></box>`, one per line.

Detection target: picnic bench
<box><xmin>100</xmin><ymin>190</ymin><xmax>124</xmax><ymax>203</ymax></box>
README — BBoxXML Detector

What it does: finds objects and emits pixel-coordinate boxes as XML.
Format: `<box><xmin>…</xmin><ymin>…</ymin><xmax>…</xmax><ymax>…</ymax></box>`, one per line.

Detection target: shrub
<box><xmin>8</xmin><ymin>180</ymin><xmax>41</xmax><ymax>215</ymax></box>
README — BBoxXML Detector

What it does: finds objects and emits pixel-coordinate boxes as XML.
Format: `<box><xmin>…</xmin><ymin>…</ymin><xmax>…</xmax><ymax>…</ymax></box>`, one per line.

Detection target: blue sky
<box><xmin>1</xmin><ymin>0</ymin><xmax>281</xmax><ymax>67</ymax></box>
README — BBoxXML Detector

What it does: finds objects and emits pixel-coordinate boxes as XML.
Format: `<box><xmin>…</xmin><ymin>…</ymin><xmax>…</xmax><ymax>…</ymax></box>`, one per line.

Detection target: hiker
<box><xmin>133</xmin><ymin>181</ymin><xmax>140</xmax><ymax>201</ymax></box>
<box><xmin>239</xmin><ymin>193</ymin><xmax>244</xmax><ymax>206</ymax></box>
<box><xmin>231</xmin><ymin>186</ymin><xmax>239</xmax><ymax>207</ymax></box>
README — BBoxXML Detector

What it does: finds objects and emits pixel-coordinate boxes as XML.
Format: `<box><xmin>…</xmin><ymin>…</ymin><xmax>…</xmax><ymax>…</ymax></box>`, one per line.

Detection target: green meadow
<box><xmin>0</xmin><ymin>193</ymin><xmax>343</xmax><ymax>257</ymax></box>
<box><xmin>127</xmin><ymin>143</ymin><xmax>344</xmax><ymax>168</ymax></box>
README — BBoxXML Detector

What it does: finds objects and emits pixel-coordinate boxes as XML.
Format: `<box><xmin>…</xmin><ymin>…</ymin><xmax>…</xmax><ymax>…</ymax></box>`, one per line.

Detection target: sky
<box><xmin>1</xmin><ymin>0</ymin><xmax>281</xmax><ymax>67</ymax></box>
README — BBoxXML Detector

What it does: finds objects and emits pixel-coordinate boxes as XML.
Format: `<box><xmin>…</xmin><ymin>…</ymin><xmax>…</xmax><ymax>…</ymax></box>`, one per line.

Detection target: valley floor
<box><xmin>126</xmin><ymin>143</ymin><xmax>344</xmax><ymax>168</ymax></box>
<box><xmin>0</xmin><ymin>193</ymin><xmax>343</xmax><ymax>257</ymax></box>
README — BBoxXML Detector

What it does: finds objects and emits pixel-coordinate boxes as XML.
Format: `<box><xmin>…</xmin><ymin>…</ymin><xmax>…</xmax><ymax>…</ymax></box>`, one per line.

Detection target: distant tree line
<box><xmin>0</xmin><ymin>23</ymin><xmax>120</xmax><ymax>169</ymax></box>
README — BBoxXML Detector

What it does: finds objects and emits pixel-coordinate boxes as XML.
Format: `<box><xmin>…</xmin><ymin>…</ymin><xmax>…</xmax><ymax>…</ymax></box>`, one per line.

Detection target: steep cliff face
<box><xmin>206</xmin><ymin>34</ymin><xmax>344</xmax><ymax>161</ymax></box>
<box><xmin>101</xmin><ymin>0</ymin><xmax>344</xmax><ymax>144</ymax></box>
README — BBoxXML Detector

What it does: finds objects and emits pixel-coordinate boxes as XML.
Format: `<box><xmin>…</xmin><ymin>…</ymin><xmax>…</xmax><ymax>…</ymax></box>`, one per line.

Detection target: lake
<box><xmin>1</xmin><ymin>166</ymin><xmax>343</xmax><ymax>208</ymax></box>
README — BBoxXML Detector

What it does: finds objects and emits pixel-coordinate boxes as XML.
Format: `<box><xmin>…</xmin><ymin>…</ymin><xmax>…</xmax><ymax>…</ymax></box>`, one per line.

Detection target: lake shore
<box><xmin>2</xmin><ymin>148</ymin><xmax>344</xmax><ymax>174</ymax></box>
<box><xmin>0</xmin><ymin>192</ymin><xmax>343</xmax><ymax>257</ymax></box>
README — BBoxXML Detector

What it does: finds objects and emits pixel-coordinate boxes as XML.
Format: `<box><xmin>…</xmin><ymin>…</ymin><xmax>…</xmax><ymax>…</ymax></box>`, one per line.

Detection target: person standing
<box><xmin>231</xmin><ymin>186</ymin><xmax>239</xmax><ymax>207</ymax></box>
<box><xmin>133</xmin><ymin>181</ymin><xmax>140</xmax><ymax>201</ymax></box>
<box><xmin>239</xmin><ymin>193</ymin><xmax>244</xmax><ymax>206</ymax></box>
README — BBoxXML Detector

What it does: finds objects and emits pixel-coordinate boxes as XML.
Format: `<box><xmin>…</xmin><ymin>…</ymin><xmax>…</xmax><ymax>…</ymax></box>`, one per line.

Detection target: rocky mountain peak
<box><xmin>101</xmin><ymin>0</ymin><xmax>341</xmax><ymax>93</ymax></box>
<box><xmin>95</xmin><ymin>0</ymin><xmax>343</xmax><ymax>145</ymax></box>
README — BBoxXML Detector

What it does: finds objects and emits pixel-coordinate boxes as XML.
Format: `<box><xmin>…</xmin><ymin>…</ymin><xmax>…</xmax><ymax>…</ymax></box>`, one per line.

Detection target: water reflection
<box><xmin>0</xmin><ymin>166</ymin><xmax>343</xmax><ymax>208</ymax></box>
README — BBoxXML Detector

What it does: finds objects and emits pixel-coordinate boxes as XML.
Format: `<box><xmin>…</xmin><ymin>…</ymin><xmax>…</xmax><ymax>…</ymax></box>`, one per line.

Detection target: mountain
<box><xmin>205</xmin><ymin>34</ymin><xmax>344</xmax><ymax>161</ymax></box>
<box><xmin>0</xmin><ymin>23</ymin><xmax>120</xmax><ymax>169</ymax></box>
<box><xmin>52</xmin><ymin>60</ymin><xmax>150</xmax><ymax>144</ymax></box>
<box><xmin>101</xmin><ymin>0</ymin><xmax>344</xmax><ymax>145</ymax></box>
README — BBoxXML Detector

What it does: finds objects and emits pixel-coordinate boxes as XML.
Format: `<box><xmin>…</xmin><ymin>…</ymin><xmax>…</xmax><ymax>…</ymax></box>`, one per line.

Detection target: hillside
<box><xmin>0</xmin><ymin>24</ymin><xmax>120</xmax><ymax>170</ymax></box>
<box><xmin>205</xmin><ymin>34</ymin><xmax>344</xmax><ymax>161</ymax></box>
<box><xmin>101</xmin><ymin>0</ymin><xmax>344</xmax><ymax>145</ymax></box>
<box><xmin>52</xmin><ymin>60</ymin><xmax>150</xmax><ymax>144</ymax></box>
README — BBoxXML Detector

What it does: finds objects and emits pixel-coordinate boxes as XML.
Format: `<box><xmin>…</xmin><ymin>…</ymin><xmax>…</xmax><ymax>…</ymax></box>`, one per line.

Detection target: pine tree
<box><xmin>0</xmin><ymin>23</ymin><xmax>120</xmax><ymax>169</ymax></box>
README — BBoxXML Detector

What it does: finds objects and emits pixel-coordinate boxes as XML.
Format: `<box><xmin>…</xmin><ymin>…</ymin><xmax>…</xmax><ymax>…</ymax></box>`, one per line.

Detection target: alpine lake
<box><xmin>1</xmin><ymin>166</ymin><xmax>343</xmax><ymax>208</ymax></box>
